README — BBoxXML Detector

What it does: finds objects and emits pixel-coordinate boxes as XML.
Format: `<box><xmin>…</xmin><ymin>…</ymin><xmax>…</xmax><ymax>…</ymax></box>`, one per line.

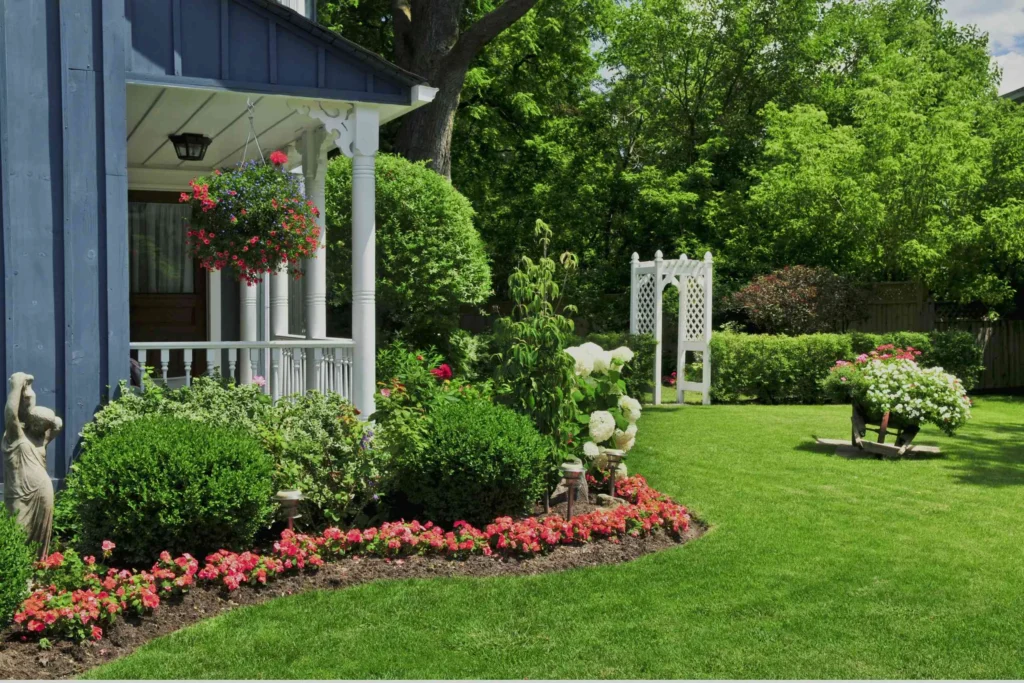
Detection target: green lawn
<box><xmin>88</xmin><ymin>397</ymin><xmax>1024</xmax><ymax>679</ymax></box>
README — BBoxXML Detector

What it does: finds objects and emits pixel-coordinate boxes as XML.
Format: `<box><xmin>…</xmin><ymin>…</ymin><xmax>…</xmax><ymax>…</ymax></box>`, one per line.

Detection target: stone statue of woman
<box><xmin>3</xmin><ymin>372</ymin><xmax>62</xmax><ymax>559</ymax></box>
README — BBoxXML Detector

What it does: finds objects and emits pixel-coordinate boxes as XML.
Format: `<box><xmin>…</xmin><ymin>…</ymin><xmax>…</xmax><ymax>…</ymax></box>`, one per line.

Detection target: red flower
<box><xmin>269</xmin><ymin>150</ymin><xmax>288</xmax><ymax>166</ymax></box>
<box><xmin>430</xmin><ymin>363</ymin><xmax>453</xmax><ymax>381</ymax></box>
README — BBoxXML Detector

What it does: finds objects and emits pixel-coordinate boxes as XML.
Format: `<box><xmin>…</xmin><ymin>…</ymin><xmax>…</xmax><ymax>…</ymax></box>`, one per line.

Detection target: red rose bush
<box><xmin>13</xmin><ymin>476</ymin><xmax>690</xmax><ymax>643</ymax></box>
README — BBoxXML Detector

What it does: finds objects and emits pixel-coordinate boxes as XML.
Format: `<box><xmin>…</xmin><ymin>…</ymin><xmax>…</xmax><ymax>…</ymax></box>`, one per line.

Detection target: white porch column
<box><xmin>240</xmin><ymin>282</ymin><xmax>258</xmax><ymax>384</ymax></box>
<box><xmin>348</xmin><ymin>107</ymin><xmax>379</xmax><ymax>418</ymax></box>
<box><xmin>270</xmin><ymin>269</ymin><xmax>290</xmax><ymax>338</ymax></box>
<box><xmin>292</xmin><ymin>103</ymin><xmax>380</xmax><ymax>417</ymax></box>
<box><xmin>301</xmin><ymin>128</ymin><xmax>328</xmax><ymax>340</ymax></box>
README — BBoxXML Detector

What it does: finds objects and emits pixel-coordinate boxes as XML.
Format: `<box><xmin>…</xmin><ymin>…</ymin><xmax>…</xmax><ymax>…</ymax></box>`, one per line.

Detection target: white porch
<box><xmin>124</xmin><ymin>81</ymin><xmax>435</xmax><ymax>414</ymax></box>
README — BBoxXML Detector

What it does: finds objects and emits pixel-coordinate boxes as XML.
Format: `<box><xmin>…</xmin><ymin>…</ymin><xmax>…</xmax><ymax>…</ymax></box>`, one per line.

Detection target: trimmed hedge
<box><xmin>64</xmin><ymin>415</ymin><xmax>275</xmax><ymax>565</ymax></box>
<box><xmin>393</xmin><ymin>399</ymin><xmax>549</xmax><ymax>527</ymax></box>
<box><xmin>710</xmin><ymin>330</ymin><xmax>984</xmax><ymax>404</ymax></box>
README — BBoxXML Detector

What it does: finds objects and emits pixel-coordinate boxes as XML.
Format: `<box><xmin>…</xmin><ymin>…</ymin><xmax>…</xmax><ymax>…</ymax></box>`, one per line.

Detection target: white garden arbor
<box><xmin>630</xmin><ymin>251</ymin><xmax>713</xmax><ymax>405</ymax></box>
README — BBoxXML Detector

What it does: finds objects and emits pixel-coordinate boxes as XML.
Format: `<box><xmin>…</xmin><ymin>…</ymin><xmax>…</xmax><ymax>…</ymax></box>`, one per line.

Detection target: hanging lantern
<box><xmin>169</xmin><ymin>133</ymin><xmax>212</xmax><ymax>161</ymax></box>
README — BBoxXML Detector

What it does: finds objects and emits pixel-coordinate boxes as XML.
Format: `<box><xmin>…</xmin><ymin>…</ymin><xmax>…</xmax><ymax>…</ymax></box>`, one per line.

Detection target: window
<box><xmin>128</xmin><ymin>201</ymin><xmax>194</xmax><ymax>294</ymax></box>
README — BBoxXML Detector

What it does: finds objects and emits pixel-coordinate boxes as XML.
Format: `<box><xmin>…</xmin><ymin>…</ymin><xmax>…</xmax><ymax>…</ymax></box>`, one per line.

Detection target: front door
<box><xmin>129</xmin><ymin>190</ymin><xmax>208</xmax><ymax>377</ymax></box>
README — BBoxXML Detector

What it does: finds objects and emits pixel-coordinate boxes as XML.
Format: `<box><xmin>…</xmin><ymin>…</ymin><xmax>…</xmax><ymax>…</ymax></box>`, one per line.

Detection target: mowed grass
<box><xmin>87</xmin><ymin>397</ymin><xmax>1024</xmax><ymax>679</ymax></box>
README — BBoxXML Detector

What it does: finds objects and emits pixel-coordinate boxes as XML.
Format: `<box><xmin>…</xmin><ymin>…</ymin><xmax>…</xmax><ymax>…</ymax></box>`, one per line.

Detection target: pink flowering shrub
<box><xmin>13</xmin><ymin>477</ymin><xmax>689</xmax><ymax>643</ymax></box>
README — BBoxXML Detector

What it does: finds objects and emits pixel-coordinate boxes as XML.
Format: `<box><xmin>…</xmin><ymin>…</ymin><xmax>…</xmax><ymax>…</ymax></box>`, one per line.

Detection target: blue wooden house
<box><xmin>0</xmin><ymin>0</ymin><xmax>436</xmax><ymax>487</ymax></box>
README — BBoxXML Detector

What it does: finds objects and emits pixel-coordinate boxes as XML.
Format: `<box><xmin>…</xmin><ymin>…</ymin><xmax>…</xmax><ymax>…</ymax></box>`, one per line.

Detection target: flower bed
<box><xmin>10</xmin><ymin>476</ymin><xmax>691</xmax><ymax>644</ymax></box>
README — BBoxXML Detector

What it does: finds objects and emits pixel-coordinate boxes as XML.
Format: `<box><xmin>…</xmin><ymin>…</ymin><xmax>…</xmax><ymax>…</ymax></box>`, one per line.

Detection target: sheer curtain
<box><xmin>129</xmin><ymin>202</ymin><xmax>194</xmax><ymax>293</ymax></box>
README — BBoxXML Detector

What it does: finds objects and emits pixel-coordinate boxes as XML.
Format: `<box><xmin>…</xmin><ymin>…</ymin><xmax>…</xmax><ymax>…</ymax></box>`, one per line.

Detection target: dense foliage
<box><xmin>730</xmin><ymin>266</ymin><xmax>866</xmax><ymax>334</ymax></box>
<box><xmin>0</xmin><ymin>510</ymin><xmax>33</xmax><ymax>626</ymax></box>
<box><xmin>325</xmin><ymin>154</ymin><xmax>491</xmax><ymax>347</ymax></box>
<box><xmin>263</xmin><ymin>392</ymin><xmax>385</xmax><ymax>528</ymax></box>
<box><xmin>710</xmin><ymin>330</ymin><xmax>983</xmax><ymax>403</ymax></box>
<box><xmin>57</xmin><ymin>378</ymin><xmax>385</xmax><ymax>534</ymax></box>
<box><xmin>394</xmin><ymin>399</ymin><xmax>550</xmax><ymax>526</ymax></box>
<box><xmin>440</xmin><ymin>0</ymin><xmax>1024</xmax><ymax>323</ymax></box>
<box><xmin>63</xmin><ymin>416</ymin><xmax>275</xmax><ymax>565</ymax></box>
<box><xmin>183</xmin><ymin>153</ymin><xmax>320</xmax><ymax>285</ymax></box>
<box><xmin>493</xmin><ymin>222</ymin><xmax>580</xmax><ymax>477</ymax></box>
<box><xmin>824</xmin><ymin>346</ymin><xmax>972</xmax><ymax>435</ymax></box>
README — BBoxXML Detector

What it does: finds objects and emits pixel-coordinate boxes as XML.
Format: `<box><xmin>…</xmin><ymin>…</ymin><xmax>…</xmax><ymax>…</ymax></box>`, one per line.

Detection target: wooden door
<box><xmin>128</xmin><ymin>191</ymin><xmax>209</xmax><ymax>377</ymax></box>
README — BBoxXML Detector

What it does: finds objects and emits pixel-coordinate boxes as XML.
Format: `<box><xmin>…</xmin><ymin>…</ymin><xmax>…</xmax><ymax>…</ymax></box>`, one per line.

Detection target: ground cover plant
<box><xmin>85</xmin><ymin>396</ymin><xmax>1024</xmax><ymax>679</ymax></box>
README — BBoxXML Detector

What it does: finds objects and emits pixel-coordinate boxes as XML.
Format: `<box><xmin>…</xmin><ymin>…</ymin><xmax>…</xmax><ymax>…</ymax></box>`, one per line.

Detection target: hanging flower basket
<box><xmin>181</xmin><ymin>151</ymin><xmax>321</xmax><ymax>285</ymax></box>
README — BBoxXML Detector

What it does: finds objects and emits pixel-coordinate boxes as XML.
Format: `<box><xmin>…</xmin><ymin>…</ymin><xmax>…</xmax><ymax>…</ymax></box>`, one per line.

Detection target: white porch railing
<box><xmin>129</xmin><ymin>339</ymin><xmax>356</xmax><ymax>402</ymax></box>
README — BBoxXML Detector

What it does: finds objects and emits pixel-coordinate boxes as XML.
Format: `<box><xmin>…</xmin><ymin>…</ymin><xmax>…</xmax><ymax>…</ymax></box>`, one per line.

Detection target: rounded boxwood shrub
<box><xmin>326</xmin><ymin>153</ymin><xmax>492</xmax><ymax>347</ymax></box>
<box><xmin>394</xmin><ymin>399</ymin><xmax>549</xmax><ymax>526</ymax></box>
<box><xmin>63</xmin><ymin>415</ymin><xmax>275</xmax><ymax>565</ymax></box>
<box><xmin>0</xmin><ymin>510</ymin><xmax>33</xmax><ymax>626</ymax></box>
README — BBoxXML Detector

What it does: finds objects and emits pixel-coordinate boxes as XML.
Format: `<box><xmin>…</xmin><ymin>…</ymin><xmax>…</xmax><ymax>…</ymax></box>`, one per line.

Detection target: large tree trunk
<box><xmin>389</xmin><ymin>0</ymin><xmax>539</xmax><ymax>178</ymax></box>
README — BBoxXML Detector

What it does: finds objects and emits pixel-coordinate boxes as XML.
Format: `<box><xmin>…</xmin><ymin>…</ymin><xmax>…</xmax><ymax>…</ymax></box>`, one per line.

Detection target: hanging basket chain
<box><xmin>241</xmin><ymin>98</ymin><xmax>265</xmax><ymax>164</ymax></box>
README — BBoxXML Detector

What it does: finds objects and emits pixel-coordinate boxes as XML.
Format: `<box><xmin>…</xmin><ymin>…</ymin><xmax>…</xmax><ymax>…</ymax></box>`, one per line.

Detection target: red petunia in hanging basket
<box><xmin>181</xmin><ymin>151</ymin><xmax>321</xmax><ymax>285</ymax></box>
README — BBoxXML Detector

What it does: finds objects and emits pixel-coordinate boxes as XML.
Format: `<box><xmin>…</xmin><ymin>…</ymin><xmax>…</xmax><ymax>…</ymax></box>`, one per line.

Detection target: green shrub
<box><xmin>265</xmin><ymin>392</ymin><xmax>386</xmax><ymax>528</ymax></box>
<box><xmin>80</xmin><ymin>376</ymin><xmax>272</xmax><ymax>453</ymax></box>
<box><xmin>579</xmin><ymin>332</ymin><xmax>657</xmax><ymax>402</ymax></box>
<box><xmin>0</xmin><ymin>510</ymin><xmax>33</xmax><ymax>626</ymax></box>
<box><xmin>392</xmin><ymin>400</ymin><xmax>549</xmax><ymax>526</ymax></box>
<box><xmin>63</xmin><ymin>416</ymin><xmax>274</xmax><ymax>565</ymax></box>
<box><xmin>56</xmin><ymin>377</ymin><xmax>273</xmax><ymax>544</ymax></box>
<box><xmin>710</xmin><ymin>330</ymin><xmax>984</xmax><ymax>403</ymax></box>
<box><xmin>326</xmin><ymin>154</ymin><xmax>492</xmax><ymax>347</ymax></box>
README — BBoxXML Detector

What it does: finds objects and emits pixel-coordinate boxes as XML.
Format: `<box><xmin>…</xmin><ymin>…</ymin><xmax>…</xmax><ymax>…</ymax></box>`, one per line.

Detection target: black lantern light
<box><xmin>169</xmin><ymin>133</ymin><xmax>212</xmax><ymax>161</ymax></box>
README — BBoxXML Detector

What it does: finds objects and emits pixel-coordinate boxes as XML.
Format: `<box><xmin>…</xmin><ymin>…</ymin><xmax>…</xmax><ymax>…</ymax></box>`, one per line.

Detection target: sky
<box><xmin>944</xmin><ymin>0</ymin><xmax>1024</xmax><ymax>94</ymax></box>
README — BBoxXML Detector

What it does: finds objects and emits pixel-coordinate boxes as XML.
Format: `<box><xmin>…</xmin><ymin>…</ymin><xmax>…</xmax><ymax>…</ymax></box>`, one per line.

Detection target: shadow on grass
<box><xmin>794</xmin><ymin>438</ymin><xmax>946</xmax><ymax>460</ymax></box>
<box><xmin>946</xmin><ymin>421</ymin><xmax>1024</xmax><ymax>487</ymax></box>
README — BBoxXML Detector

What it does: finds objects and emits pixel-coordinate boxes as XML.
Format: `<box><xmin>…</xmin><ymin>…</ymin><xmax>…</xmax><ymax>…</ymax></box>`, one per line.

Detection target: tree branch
<box><xmin>391</xmin><ymin>0</ymin><xmax>414</xmax><ymax>68</ymax></box>
<box><xmin>445</xmin><ymin>0</ymin><xmax>540</xmax><ymax>71</ymax></box>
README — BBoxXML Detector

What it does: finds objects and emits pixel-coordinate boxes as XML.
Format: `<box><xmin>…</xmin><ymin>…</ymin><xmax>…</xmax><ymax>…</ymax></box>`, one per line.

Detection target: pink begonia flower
<box><xmin>380</xmin><ymin>387</ymin><xmax>391</xmax><ymax>398</ymax></box>
<box><xmin>252</xmin><ymin>375</ymin><xmax>267</xmax><ymax>388</ymax></box>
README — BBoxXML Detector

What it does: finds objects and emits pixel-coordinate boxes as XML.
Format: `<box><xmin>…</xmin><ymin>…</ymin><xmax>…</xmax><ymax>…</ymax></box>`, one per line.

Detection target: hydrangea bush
<box><xmin>565</xmin><ymin>342</ymin><xmax>643</xmax><ymax>469</ymax></box>
<box><xmin>824</xmin><ymin>344</ymin><xmax>972</xmax><ymax>435</ymax></box>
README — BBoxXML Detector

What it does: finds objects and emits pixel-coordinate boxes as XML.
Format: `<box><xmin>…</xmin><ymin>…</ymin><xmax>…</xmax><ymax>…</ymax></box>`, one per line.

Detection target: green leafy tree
<box><xmin>493</xmin><ymin>220</ymin><xmax>580</xmax><ymax>481</ymax></box>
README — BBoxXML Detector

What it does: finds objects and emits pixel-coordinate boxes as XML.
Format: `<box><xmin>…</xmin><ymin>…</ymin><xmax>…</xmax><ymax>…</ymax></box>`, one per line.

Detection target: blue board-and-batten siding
<box><xmin>126</xmin><ymin>0</ymin><xmax>415</xmax><ymax>104</ymax></box>
<box><xmin>0</xmin><ymin>0</ymin><xmax>129</xmax><ymax>485</ymax></box>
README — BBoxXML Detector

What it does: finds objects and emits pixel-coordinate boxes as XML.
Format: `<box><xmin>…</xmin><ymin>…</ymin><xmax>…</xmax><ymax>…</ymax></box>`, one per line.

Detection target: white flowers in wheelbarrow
<box><xmin>565</xmin><ymin>342</ymin><xmax>642</xmax><ymax>475</ymax></box>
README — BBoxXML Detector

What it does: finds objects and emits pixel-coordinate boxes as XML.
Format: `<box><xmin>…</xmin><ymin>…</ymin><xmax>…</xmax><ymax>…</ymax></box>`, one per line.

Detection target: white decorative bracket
<box><xmin>289</xmin><ymin>101</ymin><xmax>379</xmax><ymax>158</ymax></box>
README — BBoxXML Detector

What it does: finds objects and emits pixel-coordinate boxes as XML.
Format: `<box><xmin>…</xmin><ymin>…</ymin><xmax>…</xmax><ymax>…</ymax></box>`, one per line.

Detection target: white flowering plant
<box><xmin>565</xmin><ymin>343</ymin><xmax>643</xmax><ymax>466</ymax></box>
<box><xmin>823</xmin><ymin>346</ymin><xmax>971</xmax><ymax>436</ymax></box>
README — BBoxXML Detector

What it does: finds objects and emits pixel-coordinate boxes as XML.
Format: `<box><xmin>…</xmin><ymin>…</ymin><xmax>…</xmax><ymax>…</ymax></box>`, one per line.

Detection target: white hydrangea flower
<box><xmin>582</xmin><ymin>441</ymin><xmax>600</xmax><ymax>459</ymax></box>
<box><xmin>589</xmin><ymin>410</ymin><xmax>616</xmax><ymax>443</ymax></box>
<box><xmin>613</xmin><ymin>423</ymin><xmax>638</xmax><ymax>452</ymax></box>
<box><xmin>580</xmin><ymin>342</ymin><xmax>613</xmax><ymax>375</ymax></box>
<box><xmin>619</xmin><ymin>395</ymin><xmax>642</xmax><ymax>423</ymax></box>
<box><xmin>610</xmin><ymin>346</ymin><xmax>634</xmax><ymax>364</ymax></box>
<box><xmin>564</xmin><ymin>346</ymin><xmax>594</xmax><ymax>377</ymax></box>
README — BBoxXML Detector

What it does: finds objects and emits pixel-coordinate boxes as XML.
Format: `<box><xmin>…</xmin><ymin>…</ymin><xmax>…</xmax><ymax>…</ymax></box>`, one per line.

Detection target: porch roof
<box><xmin>126</xmin><ymin>0</ymin><xmax>426</xmax><ymax>106</ymax></box>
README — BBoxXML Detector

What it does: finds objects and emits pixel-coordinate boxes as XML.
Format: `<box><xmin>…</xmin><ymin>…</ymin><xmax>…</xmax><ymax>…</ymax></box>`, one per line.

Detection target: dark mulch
<box><xmin>0</xmin><ymin>510</ymin><xmax>705</xmax><ymax>680</ymax></box>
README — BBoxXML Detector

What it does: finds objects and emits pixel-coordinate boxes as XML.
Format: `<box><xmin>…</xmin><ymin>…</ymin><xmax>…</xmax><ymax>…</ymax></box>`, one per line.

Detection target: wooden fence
<box><xmin>851</xmin><ymin>282</ymin><xmax>1024</xmax><ymax>390</ymax></box>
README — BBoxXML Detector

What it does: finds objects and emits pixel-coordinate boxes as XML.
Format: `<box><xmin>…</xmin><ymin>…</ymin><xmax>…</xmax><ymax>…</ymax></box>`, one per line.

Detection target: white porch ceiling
<box><xmin>128</xmin><ymin>83</ymin><xmax>320</xmax><ymax>188</ymax></box>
